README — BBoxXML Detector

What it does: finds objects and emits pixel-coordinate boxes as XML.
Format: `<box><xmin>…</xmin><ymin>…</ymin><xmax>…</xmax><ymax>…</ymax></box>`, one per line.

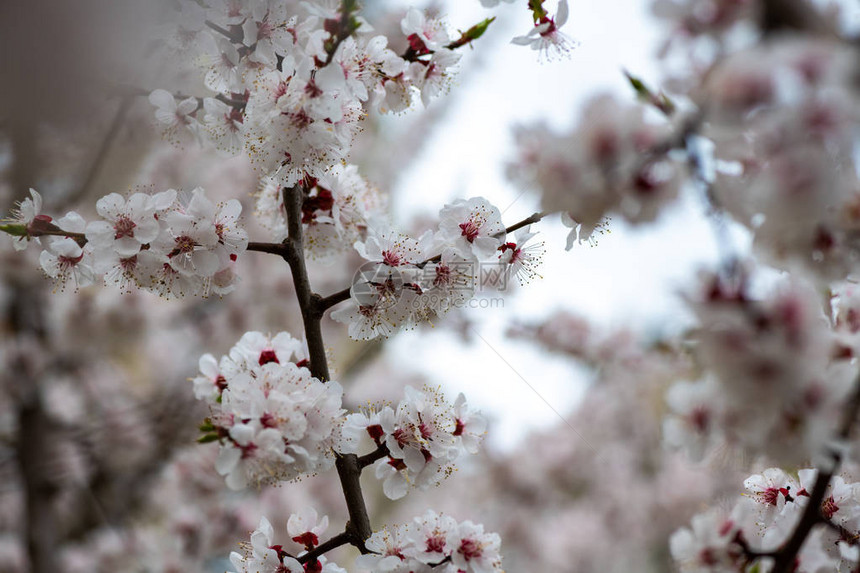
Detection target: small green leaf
<box><xmin>198</xmin><ymin>419</ymin><xmax>215</xmax><ymax>432</ymax></box>
<box><xmin>528</xmin><ymin>0</ymin><xmax>548</xmax><ymax>22</ymax></box>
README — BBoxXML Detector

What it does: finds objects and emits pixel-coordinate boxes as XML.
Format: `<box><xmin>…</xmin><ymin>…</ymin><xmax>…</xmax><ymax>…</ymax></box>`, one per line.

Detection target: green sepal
<box><xmin>197</xmin><ymin>433</ymin><xmax>220</xmax><ymax>444</ymax></box>
<box><xmin>528</xmin><ymin>0</ymin><xmax>548</xmax><ymax>22</ymax></box>
<box><xmin>624</xmin><ymin>69</ymin><xmax>650</xmax><ymax>97</ymax></box>
<box><xmin>0</xmin><ymin>223</ymin><xmax>28</xmax><ymax>237</ymax></box>
<box><xmin>198</xmin><ymin>419</ymin><xmax>215</xmax><ymax>432</ymax></box>
<box><xmin>448</xmin><ymin>17</ymin><xmax>496</xmax><ymax>49</ymax></box>
<box><xmin>623</xmin><ymin>69</ymin><xmax>676</xmax><ymax>116</ymax></box>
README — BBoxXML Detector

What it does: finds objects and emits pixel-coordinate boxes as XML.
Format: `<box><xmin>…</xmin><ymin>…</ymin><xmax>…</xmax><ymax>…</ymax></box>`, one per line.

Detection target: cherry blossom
<box><xmin>511</xmin><ymin>0</ymin><xmax>577</xmax><ymax>61</ymax></box>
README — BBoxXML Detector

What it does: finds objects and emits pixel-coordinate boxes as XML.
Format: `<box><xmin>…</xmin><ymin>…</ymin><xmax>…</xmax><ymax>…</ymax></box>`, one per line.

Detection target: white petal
<box><xmin>148</xmin><ymin>89</ymin><xmax>176</xmax><ymax>110</ymax></box>
<box><xmin>556</xmin><ymin>0</ymin><xmax>569</xmax><ymax>27</ymax></box>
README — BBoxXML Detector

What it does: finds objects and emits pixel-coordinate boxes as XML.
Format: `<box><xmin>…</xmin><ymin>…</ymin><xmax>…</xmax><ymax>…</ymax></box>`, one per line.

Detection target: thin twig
<box><xmin>298</xmin><ymin>530</ymin><xmax>353</xmax><ymax>564</ymax></box>
<box><xmin>357</xmin><ymin>443</ymin><xmax>389</xmax><ymax>469</ymax></box>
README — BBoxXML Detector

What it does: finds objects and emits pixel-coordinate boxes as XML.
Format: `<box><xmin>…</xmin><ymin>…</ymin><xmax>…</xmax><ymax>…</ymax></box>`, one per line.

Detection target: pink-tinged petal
<box><xmin>148</xmin><ymin>89</ymin><xmax>176</xmax><ymax>111</ymax></box>
<box><xmin>39</xmin><ymin>251</ymin><xmax>60</xmax><ymax>278</ymax></box>
<box><xmin>403</xmin><ymin>446</ymin><xmax>426</xmax><ymax>472</ymax></box>
<box><xmin>155</xmin><ymin>108</ymin><xmax>179</xmax><ymax>126</ymax></box>
<box><xmin>229</xmin><ymin>423</ymin><xmax>256</xmax><ymax>446</ymax></box>
<box><xmin>191</xmin><ymin>249</ymin><xmax>221</xmax><ymax>276</ymax></box>
<box><xmin>218</xmin><ymin>199</ymin><xmax>243</xmax><ymax>221</ymax></box>
<box><xmin>252</xmin><ymin>516</ymin><xmax>274</xmax><ymax>548</ymax></box>
<box><xmin>187</xmin><ymin>188</ymin><xmax>217</xmax><ymax>220</ymax></box>
<box><xmin>225</xmin><ymin>467</ymin><xmax>248</xmax><ymax>490</ymax></box>
<box><xmin>134</xmin><ymin>217</ymin><xmax>160</xmax><ymax>244</ymax></box>
<box><xmin>28</xmin><ymin>188</ymin><xmax>42</xmax><ymax>213</ymax></box>
<box><xmin>151</xmin><ymin>189</ymin><xmax>177</xmax><ymax>211</ymax></box>
<box><xmin>74</xmin><ymin>264</ymin><xmax>95</xmax><ymax>288</ymax></box>
<box><xmin>85</xmin><ymin>221</ymin><xmax>115</xmax><ymax>248</ymax></box>
<box><xmin>57</xmin><ymin>211</ymin><xmax>86</xmax><ymax>233</ymax></box>
<box><xmin>383</xmin><ymin>471</ymin><xmax>409</xmax><ymax>500</ymax></box>
<box><xmin>114</xmin><ymin>236</ymin><xmax>141</xmax><ymax>257</ymax></box>
<box><xmin>96</xmin><ymin>193</ymin><xmax>126</xmax><ymax>220</ymax></box>
<box><xmin>176</xmin><ymin>97</ymin><xmax>199</xmax><ymax>115</ymax></box>
<box><xmin>198</xmin><ymin>353</ymin><xmax>219</xmax><ymax>378</ymax></box>
<box><xmin>242</xmin><ymin>18</ymin><xmax>258</xmax><ymax>45</ymax></box>
<box><xmin>52</xmin><ymin>237</ymin><xmax>83</xmax><ymax>258</ymax></box>
<box><xmin>534</xmin><ymin>21</ymin><xmax>552</xmax><ymax>35</ymax></box>
<box><xmin>126</xmin><ymin>193</ymin><xmax>150</xmax><ymax>216</ymax></box>
<box><xmin>556</xmin><ymin>0</ymin><xmax>569</xmax><ymax>27</ymax></box>
<box><xmin>215</xmin><ymin>446</ymin><xmax>241</xmax><ymax>475</ymax></box>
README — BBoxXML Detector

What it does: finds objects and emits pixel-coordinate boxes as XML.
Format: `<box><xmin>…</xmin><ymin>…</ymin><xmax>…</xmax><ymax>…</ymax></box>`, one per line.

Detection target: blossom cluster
<box><xmin>671</xmin><ymin>468</ymin><xmax>860</xmax><ymax>572</ymax></box>
<box><xmin>230</xmin><ymin>512</ymin><xmax>345</xmax><ymax>573</ymax></box>
<box><xmin>331</xmin><ymin>196</ymin><xmax>543</xmax><ymax>340</ymax></box>
<box><xmin>193</xmin><ymin>330</ymin><xmax>344</xmax><ymax>490</ymax></box>
<box><xmin>255</xmin><ymin>165</ymin><xmax>383</xmax><ymax>261</ymax></box>
<box><xmin>4</xmin><ymin>187</ymin><xmax>247</xmax><ymax>297</ymax></box>
<box><xmin>507</xmin><ymin>93</ymin><xmax>682</xmax><ymax>248</ymax></box>
<box><xmin>339</xmin><ymin>386</ymin><xmax>487</xmax><ymax>500</ymax></box>
<box><xmin>478</xmin><ymin>0</ymin><xmax>576</xmax><ymax>61</ymax></box>
<box><xmin>355</xmin><ymin>510</ymin><xmax>503</xmax><ymax>572</ymax></box>
<box><xmin>701</xmin><ymin>38</ymin><xmax>860</xmax><ymax>281</ymax></box>
<box><xmin>151</xmin><ymin>1</ymin><xmax>465</xmax><ymax>187</ymax></box>
<box><xmin>664</xmin><ymin>268</ymin><xmax>856</xmax><ymax>465</ymax></box>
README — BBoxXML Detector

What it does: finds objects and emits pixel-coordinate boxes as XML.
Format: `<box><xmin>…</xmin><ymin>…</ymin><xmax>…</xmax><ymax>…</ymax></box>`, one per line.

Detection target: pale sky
<box><xmin>382</xmin><ymin>0</ymin><xmax>753</xmax><ymax>449</ymax></box>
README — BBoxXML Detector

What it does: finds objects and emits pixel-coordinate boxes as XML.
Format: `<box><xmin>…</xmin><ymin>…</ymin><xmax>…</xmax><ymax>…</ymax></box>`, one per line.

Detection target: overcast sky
<box><xmin>381</xmin><ymin>0</ymin><xmax>751</xmax><ymax>449</ymax></box>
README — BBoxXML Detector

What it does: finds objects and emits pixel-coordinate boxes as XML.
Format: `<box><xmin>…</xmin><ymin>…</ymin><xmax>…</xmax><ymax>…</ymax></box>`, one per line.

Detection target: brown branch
<box><xmin>281</xmin><ymin>183</ymin><xmax>373</xmax><ymax>552</ymax></box>
<box><xmin>357</xmin><ymin>443</ymin><xmax>390</xmax><ymax>469</ymax></box>
<box><xmin>297</xmin><ymin>530</ymin><xmax>352</xmax><ymax>564</ymax></box>
<box><xmin>247</xmin><ymin>241</ymin><xmax>290</xmax><ymax>257</ymax></box>
<box><xmin>496</xmin><ymin>211</ymin><xmax>545</xmax><ymax>237</ymax></box>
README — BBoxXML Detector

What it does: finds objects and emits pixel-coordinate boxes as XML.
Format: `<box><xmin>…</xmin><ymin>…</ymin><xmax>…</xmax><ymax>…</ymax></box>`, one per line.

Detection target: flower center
<box><xmin>114</xmin><ymin>215</ymin><xmax>136</xmax><ymax>239</ymax></box>
<box><xmin>382</xmin><ymin>250</ymin><xmax>402</xmax><ymax>266</ymax></box>
<box><xmin>459</xmin><ymin>220</ymin><xmax>481</xmax><ymax>243</ymax></box>
<box><xmin>174</xmin><ymin>235</ymin><xmax>197</xmax><ymax>254</ymax></box>
<box><xmin>426</xmin><ymin>535</ymin><xmax>446</xmax><ymax>554</ymax></box>
<box><xmin>259</xmin><ymin>349</ymin><xmax>280</xmax><ymax>365</ymax></box>
<box><xmin>458</xmin><ymin>538</ymin><xmax>483</xmax><ymax>561</ymax></box>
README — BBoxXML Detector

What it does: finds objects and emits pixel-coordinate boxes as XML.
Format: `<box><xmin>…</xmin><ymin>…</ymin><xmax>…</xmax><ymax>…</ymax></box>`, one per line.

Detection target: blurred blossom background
<box><xmin>1</xmin><ymin>0</ymin><xmax>858</xmax><ymax>572</ymax></box>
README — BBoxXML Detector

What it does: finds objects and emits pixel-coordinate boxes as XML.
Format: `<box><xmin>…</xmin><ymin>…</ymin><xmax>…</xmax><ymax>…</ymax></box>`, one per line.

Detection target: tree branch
<box><xmin>281</xmin><ymin>183</ymin><xmax>373</xmax><ymax>552</ymax></box>
<box><xmin>297</xmin><ymin>530</ymin><xmax>353</xmax><ymax>564</ymax></box>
